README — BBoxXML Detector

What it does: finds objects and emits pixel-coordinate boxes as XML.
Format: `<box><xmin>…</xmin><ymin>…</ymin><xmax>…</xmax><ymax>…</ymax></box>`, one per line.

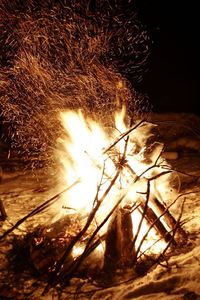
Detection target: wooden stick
<box><xmin>0</xmin><ymin>182</ymin><xmax>79</xmax><ymax>241</ymax></box>
<box><xmin>42</xmin><ymin>190</ymin><xmax>127</xmax><ymax>295</ymax></box>
<box><xmin>103</xmin><ymin>120</ymin><xmax>144</xmax><ymax>154</ymax></box>
<box><xmin>139</xmin><ymin>202</ymin><xmax>176</xmax><ymax>245</ymax></box>
<box><xmin>104</xmin><ymin>207</ymin><xmax>135</xmax><ymax>271</ymax></box>
<box><xmin>151</xmin><ymin>197</ymin><xmax>187</xmax><ymax>242</ymax></box>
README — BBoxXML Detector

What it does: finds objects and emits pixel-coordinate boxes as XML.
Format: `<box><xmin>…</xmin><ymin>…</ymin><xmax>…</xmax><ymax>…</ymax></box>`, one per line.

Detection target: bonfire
<box><xmin>0</xmin><ymin>103</ymin><xmax>187</xmax><ymax>295</ymax></box>
<box><xmin>1</xmin><ymin>1</ymin><xmax>198</xmax><ymax>299</ymax></box>
<box><xmin>26</xmin><ymin>105</ymin><xmax>186</xmax><ymax>294</ymax></box>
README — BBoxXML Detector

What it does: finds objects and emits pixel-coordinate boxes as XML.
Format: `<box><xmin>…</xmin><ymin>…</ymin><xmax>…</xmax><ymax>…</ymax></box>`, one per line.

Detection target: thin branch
<box><xmin>103</xmin><ymin>120</ymin><xmax>144</xmax><ymax>154</ymax></box>
<box><xmin>131</xmin><ymin>180</ymin><xmax>151</xmax><ymax>264</ymax></box>
<box><xmin>43</xmin><ymin>168</ymin><xmax>121</xmax><ymax>294</ymax></box>
<box><xmin>0</xmin><ymin>180</ymin><xmax>79</xmax><ymax>241</ymax></box>
<box><xmin>52</xmin><ymin>193</ymin><xmax>127</xmax><ymax>289</ymax></box>
<box><xmin>145</xmin><ymin>198</ymin><xmax>186</xmax><ymax>273</ymax></box>
<box><xmin>130</xmin><ymin>189</ymin><xmax>191</xmax><ymax>266</ymax></box>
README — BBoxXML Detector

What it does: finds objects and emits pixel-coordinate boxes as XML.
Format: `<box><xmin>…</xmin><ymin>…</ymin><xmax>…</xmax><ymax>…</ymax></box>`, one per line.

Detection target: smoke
<box><xmin>0</xmin><ymin>0</ymin><xmax>151</xmax><ymax>165</ymax></box>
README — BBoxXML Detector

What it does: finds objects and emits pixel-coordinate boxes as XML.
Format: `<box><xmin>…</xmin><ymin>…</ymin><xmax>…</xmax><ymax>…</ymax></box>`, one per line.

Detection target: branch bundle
<box><xmin>0</xmin><ymin>121</ymin><xmax>187</xmax><ymax>294</ymax></box>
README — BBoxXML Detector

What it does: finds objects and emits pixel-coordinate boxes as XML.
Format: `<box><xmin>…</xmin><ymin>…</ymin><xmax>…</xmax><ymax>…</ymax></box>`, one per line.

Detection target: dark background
<box><xmin>135</xmin><ymin>0</ymin><xmax>200</xmax><ymax>115</ymax></box>
<box><xmin>1</xmin><ymin>0</ymin><xmax>199</xmax><ymax>116</ymax></box>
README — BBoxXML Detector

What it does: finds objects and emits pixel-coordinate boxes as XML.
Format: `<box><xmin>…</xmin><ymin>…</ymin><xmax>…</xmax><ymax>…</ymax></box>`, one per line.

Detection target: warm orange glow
<box><xmin>56</xmin><ymin>106</ymin><xmax>178</xmax><ymax>259</ymax></box>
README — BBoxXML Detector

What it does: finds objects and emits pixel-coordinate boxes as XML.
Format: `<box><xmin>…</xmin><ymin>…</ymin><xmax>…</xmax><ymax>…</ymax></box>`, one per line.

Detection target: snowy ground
<box><xmin>0</xmin><ymin>113</ymin><xmax>200</xmax><ymax>300</ymax></box>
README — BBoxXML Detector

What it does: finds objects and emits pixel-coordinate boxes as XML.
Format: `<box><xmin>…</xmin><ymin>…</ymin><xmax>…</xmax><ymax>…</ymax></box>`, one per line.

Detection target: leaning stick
<box><xmin>0</xmin><ymin>180</ymin><xmax>79</xmax><ymax>241</ymax></box>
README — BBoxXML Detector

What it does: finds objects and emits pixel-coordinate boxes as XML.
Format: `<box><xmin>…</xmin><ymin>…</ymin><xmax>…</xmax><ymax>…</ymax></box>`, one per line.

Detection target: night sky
<box><xmin>1</xmin><ymin>1</ymin><xmax>199</xmax><ymax>117</ymax></box>
<box><xmin>136</xmin><ymin>0</ymin><xmax>200</xmax><ymax>116</ymax></box>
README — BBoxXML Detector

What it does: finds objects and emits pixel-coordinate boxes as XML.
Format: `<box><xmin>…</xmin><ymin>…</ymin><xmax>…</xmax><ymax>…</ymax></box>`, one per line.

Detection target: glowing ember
<box><xmin>56</xmin><ymin>106</ymin><xmax>179</xmax><ymax>266</ymax></box>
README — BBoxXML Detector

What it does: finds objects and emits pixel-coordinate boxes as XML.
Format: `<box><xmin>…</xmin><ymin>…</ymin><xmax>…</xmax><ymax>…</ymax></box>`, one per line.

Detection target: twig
<box><xmin>145</xmin><ymin>198</ymin><xmax>186</xmax><ymax>273</ymax></box>
<box><xmin>131</xmin><ymin>179</ymin><xmax>151</xmax><ymax>264</ymax></box>
<box><xmin>103</xmin><ymin>120</ymin><xmax>144</xmax><ymax>154</ymax></box>
<box><xmin>0</xmin><ymin>180</ymin><xmax>79</xmax><ymax>241</ymax></box>
<box><xmin>130</xmin><ymin>169</ymin><xmax>172</xmax><ymax>259</ymax></box>
<box><xmin>139</xmin><ymin>202</ymin><xmax>175</xmax><ymax>244</ymax></box>
<box><xmin>130</xmin><ymin>188</ymin><xmax>191</xmax><ymax>266</ymax></box>
<box><xmin>55</xmin><ymin>193</ymin><xmax>127</xmax><ymax>288</ymax></box>
<box><xmin>43</xmin><ymin>168</ymin><xmax>121</xmax><ymax>295</ymax></box>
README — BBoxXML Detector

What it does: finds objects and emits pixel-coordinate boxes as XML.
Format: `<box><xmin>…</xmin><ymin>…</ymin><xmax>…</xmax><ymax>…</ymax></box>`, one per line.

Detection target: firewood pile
<box><xmin>0</xmin><ymin>119</ymin><xmax>189</xmax><ymax>296</ymax></box>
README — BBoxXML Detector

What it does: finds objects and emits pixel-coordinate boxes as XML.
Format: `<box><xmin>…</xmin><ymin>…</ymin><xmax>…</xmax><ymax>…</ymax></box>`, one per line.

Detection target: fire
<box><xmin>56</xmin><ymin>106</ymin><xmax>178</xmax><ymax>264</ymax></box>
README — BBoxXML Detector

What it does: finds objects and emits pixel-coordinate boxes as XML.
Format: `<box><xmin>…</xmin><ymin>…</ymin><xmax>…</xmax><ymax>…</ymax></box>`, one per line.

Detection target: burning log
<box><xmin>104</xmin><ymin>207</ymin><xmax>136</xmax><ymax>271</ymax></box>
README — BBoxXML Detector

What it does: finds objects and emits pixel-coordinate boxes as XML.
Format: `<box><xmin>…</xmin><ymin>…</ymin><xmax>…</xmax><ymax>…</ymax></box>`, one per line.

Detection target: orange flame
<box><xmin>56</xmin><ymin>107</ymin><xmax>178</xmax><ymax>256</ymax></box>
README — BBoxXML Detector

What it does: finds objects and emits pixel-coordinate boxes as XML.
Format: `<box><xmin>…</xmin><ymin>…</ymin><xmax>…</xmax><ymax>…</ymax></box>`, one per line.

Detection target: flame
<box><xmin>56</xmin><ymin>107</ymin><xmax>178</xmax><ymax>259</ymax></box>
